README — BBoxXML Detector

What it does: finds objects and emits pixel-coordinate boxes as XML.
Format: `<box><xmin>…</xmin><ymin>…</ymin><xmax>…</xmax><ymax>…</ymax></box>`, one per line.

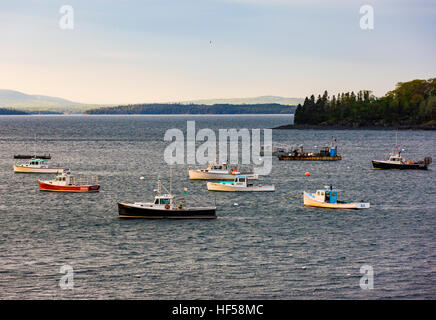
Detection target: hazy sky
<box><xmin>1</xmin><ymin>0</ymin><xmax>435</xmax><ymax>104</ymax></box>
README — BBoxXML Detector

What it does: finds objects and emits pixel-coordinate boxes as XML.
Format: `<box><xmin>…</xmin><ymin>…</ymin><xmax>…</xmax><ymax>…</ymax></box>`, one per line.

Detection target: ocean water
<box><xmin>0</xmin><ymin>115</ymin><xmax>435</xmax><ymax>299</ymax></box>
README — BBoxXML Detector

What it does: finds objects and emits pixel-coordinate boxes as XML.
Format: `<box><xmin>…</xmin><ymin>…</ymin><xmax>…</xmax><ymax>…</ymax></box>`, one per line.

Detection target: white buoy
<box><xmin>139</xmin><ymin>176</ymin><xmax>145</xmax><ymax>180</ymax></box>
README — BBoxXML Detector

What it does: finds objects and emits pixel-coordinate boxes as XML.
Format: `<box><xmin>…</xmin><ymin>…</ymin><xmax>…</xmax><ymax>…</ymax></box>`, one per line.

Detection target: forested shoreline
<box><xmin>0</xmin><ymin>108</ymin><xmax>28</xmax><ymax>115</ymax></box>
<box><xmin>84</xmin><ymin>103</ymin><xmax>295</xmax><ymax>115</ymax></box>
<box><xmin>292</xmin><ymin>78</ymin><xmax>436</xmax><ymax>129</ymax></box>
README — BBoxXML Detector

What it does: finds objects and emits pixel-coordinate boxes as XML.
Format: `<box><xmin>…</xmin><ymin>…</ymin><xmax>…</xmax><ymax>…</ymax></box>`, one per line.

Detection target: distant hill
<box><xmin>0</xmin><ymin>89</ymin><xmax>302</xmax><ymax>114</ymax></box>
<box><xmin>0</xmin><ymin>89</ymin><xmax>96</xmax><ymax>113</ymax></box>
<box><xmin>180</xmin><ymin>96</ymin><xmax>303</xmax><ymax>106</ymax></box>
<box><xmin>84</xmin><ymin>103</ymin><xmax>296</xmax><ymax>115</ymax></box>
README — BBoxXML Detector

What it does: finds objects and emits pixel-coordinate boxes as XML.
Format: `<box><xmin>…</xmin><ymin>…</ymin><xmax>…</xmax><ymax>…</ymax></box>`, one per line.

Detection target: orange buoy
<box><xmin>305</xmin><ymin>172</ymin><xmax>310</xmax><ymax>176</ymax></box>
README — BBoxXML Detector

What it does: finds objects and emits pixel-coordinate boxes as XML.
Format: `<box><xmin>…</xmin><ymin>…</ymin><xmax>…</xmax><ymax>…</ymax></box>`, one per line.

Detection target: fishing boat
<box><xmin>188</xmin><ymin>160</ymin><xmax>258</xmax><ymax>180</ymax></box>
<box><xmin>278</xmin><ymin>138</ymin><xmax>342</xmax><ymax>161</ymax></box>
<box><xmin>303</xmin><ymin>186</ymin><xmax>370</xmax><ymax>209</ymax></box>
<box><xmin>118</xmin><ymin>176</ymin><xmax>216</xmax><ymax>219</ymax></box>
<box><xmin>372</xmin><ymin>148</ymin><xmax>431</xmax><ymax>170</ymax></box>
<box><xmin>13</xmin><ymin>158</ymin><xmax>65</xmax><ymax>173</ymax></box>
<box><xmin>38</xmin><ymin>171</ymin><xmax>100</xmax><ymax>192</ymax></box>
<box><xmin>206</xmin><ymin>175</ymin><xmax>275</xmax><ymax>192</ymax></box>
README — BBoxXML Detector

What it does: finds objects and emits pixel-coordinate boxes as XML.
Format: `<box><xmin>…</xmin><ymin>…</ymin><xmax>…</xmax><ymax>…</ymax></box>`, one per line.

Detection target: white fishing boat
<box><xmin>13</xmin><ymin>158</ymin><xmax>65</xmax><ymax>173</ymax></box>
<box><xmin>189</xmin><ymin>161</ymin><xmax>258</xmax><ymax>180</ymax></box>
<box><xmin>303</xmin><ymin>186</ymin><xmax>370</xmax><ymax>209</ymax></box>
<box><xmin>206</xmin><ymin>175</ymin><xmax>275</xmax><ymax>192</ymax></box>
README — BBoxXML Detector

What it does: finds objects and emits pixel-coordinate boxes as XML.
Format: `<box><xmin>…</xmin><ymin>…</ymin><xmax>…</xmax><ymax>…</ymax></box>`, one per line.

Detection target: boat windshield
<box><xmin>155</xmin><ymin>198</ymin><xmax>170</xmax><ymax>205</ymax></box>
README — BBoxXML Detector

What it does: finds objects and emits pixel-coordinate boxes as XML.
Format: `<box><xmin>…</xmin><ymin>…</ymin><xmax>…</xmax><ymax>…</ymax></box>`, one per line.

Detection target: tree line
<box><xmin>294</xmin><ymin>78</ymin><xmax>436</xmax><ymax>127</ymax></box>
<box><xmin>0</xmin><ymin>108</ymin><xmax>28</xmax><ymax>115</ymax></box>
<box><xmin>84</xmin><ymin>103</ymin><xmax>295</xmax><ymax>115</ymax></box>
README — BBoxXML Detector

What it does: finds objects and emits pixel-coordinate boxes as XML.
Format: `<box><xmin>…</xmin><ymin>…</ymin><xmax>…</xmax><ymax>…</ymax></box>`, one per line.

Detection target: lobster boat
<box><xmin>14</xmin><ymin>158</ymin><xmax>65</xmax><ymax>173</ymax></box>
<box><xmin>39</xmin><ymin>171</ymin><xmax>100</xmax><ymax>192</ymax></box>
<box><xmin>372</xmin><ymin>148</ymin><xmax>431</xmax><ymax>170</ymax></box>
<box><xmin>118</xmin><ymin>177</ymin><xmax>216</xmax><ymax>219</ymax></box>
<box><xmin>278</xmin><ymin>138</ymin><xmax>342</xmax><ymax>161</ymax></box>
<box><xmin>303</xmin><ymin>186</ymin><xmax>370</xmax><ymax>209</ymax></box>
<box><xmin>189</xmin><ymin>160</ymin><xmax>258</xmax><ymax>180</ymax></box>
<box><xmin>206</xmin><ymin>175</ymin><xmax>275</xmax><ymax>192</ymax></box>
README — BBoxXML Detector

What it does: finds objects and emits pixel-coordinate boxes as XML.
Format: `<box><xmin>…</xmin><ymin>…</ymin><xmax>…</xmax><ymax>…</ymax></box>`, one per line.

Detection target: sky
<box><xmin>0</xmin><ymin>0</ymin><xmax>435</xmax><ymax>104</ymax></box>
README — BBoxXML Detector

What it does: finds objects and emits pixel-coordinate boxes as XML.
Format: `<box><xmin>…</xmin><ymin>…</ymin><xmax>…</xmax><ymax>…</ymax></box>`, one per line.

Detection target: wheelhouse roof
<box><xmin>155</xmin><ymin>194</ymin><xmax>175</xmax><ymax>199</ymax></box>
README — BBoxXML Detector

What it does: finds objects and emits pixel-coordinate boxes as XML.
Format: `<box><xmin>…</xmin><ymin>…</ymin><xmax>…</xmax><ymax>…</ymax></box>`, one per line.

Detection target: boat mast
<box><xmin>169</xmin><ymin>167</ymin><xmax>173</xmax><ymax>206</ymax></box>
<box><xmin>169</xmin><ymin>167</ymin><xmax>172</xmax><ymax>195</ymax></box>
<box><xmin>157</xmin><ymin>175</ymin><xmax>161</xmax><ymax>195</ymax></box>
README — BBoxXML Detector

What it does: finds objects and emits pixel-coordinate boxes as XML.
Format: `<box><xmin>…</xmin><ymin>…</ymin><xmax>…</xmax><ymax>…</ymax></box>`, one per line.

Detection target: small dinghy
<box><xmin>189</xmin><ymin>160</ymin><xmax>258</xmax><ymax>180</ymax></box>
<box><xmin>303</xmin><ymin>186</ymin><xmax>369</xmax><ymax>209</ymax></box>
<box><xmin>207</xmin><ymin>175</ymin><xmax>275</xmax><ymax>192</ymax></box>
<box><xmin>39</xmin><ymin>171</ymin><xmax>100</xmax><ymax>192</ymax></box>
<box><xmin>118</xmin><ymin>176</ymin><xmax>216</xmax><ymax>219</ymax></box>
<box><xmin>14</xmin><ymin>158</ymin><xmax>65</xmax><ymax>173</ymax></box>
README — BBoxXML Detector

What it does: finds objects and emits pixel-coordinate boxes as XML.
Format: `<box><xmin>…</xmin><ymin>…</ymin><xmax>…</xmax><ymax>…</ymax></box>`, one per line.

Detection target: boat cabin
<box><xmin>204</xmin><ymin>162</ymin><xmax>231</xmax><ymax>173</ymax></box>
<box><xmin>235</xmin><ymin>176</ymin><xmax>247</xmax><ymax>186</ymax></box>
<box><xmin>387</xmin><ymin>150</ymin><xmax>405</xmax><ymax>163</ymax></box>
<box><xmin>53</xmin><ymin>172</ymin><xmax>73</xmax><ymax>185</ymax></box>
<box><xmin>24</xmin><ymin>159</ymin><xmax>49</xmax><ymax>167</ymax></box>
<box><xmin>227</xmin><ymin>176</ymin><xmax>252</xmax><ymax>187</ymax></box>
<box><xmin>314</xmin><ymin>188</ymin><xmax>339</xmax><ymax>204</ymax></box>
<box><xmin>153</xmin><ymin>194</ymin><xmax>175</xmax><ymax>207</ymax></box>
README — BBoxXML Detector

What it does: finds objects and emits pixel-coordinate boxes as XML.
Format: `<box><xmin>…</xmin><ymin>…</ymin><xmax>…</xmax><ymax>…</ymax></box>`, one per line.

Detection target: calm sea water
<box><xmin>0</xmin><ymin>115</ymin><xmax>435</xmax><ymax>299</ymax></box>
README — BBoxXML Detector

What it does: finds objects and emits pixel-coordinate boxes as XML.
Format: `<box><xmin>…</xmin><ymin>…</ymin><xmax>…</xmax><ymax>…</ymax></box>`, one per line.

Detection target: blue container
<box><xmin>330</xmin><ymin>148</ymin><xmax>337</xmax><ymax>157</ymax></box>
<box><xmin>330</xmin><ymin>191</ymin><xmax>338</xmax><ymax>203</ymax></box>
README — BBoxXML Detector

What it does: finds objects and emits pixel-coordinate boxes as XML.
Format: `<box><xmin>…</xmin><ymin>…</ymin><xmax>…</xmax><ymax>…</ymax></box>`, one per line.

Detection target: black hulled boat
<box><xmin>372</xmin><ymin>148</ymin><xmax>432</xmax><ymax>170</ymax></box>
<box><xmin>118</xmin><ymin>177</ymin><xmax>216</xmax><ymax>219</ymax></box>
<box><xmin>14</xmin><ymin>154</ymin><xmax>51</xmax><ymax>159</ymax></box>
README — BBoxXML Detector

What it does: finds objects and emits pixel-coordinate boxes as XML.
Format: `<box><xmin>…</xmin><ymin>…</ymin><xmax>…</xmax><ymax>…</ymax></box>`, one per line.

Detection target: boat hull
<box><xmin>38</xmin><ymin>180</ymin><xmax>100</xmax><ymax>192</ymax></box>
<box><xmin>118</xmin><ymin>202</ymin><xmax>217</xmax><ymax>219</ymax></box>
<box><xmin>278</xmin><ymin>155</ymin><xmax>342</xmax><ymax>161</ymax></box>
<box><xmin>188</xmin><ymin>170</ymin><xmax>258</xmax><ymax>180</ymax></box>
<box><xmin>206</xmin><ymin>182</ymin><xmax>275</xmax><ymax>192</ymax></box>
<box><xmin>372</xmin><ymin>160</ymin><xmax>428</xmax><ymax>170</ymax></box>
<box><xmin>14</xmin><ymin>165</ymin><xmax>64</xmax><ymax>173</ymax></box>
<box><xmin>303</xmin><ymin>192</ymin><xmax>369</xmax><ymax>209</ymax></box>
<box><xmin>14</xmin><ymin>154</ymin><xmax>51</xmax><ymax>159</ymax></box>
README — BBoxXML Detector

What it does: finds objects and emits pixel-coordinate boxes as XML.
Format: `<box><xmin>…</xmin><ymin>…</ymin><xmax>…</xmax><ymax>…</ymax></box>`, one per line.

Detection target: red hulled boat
<box><xmin>38</xmin><ymin>171</ymin><xmax>100</xmax><ymax>192</ymax></box>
